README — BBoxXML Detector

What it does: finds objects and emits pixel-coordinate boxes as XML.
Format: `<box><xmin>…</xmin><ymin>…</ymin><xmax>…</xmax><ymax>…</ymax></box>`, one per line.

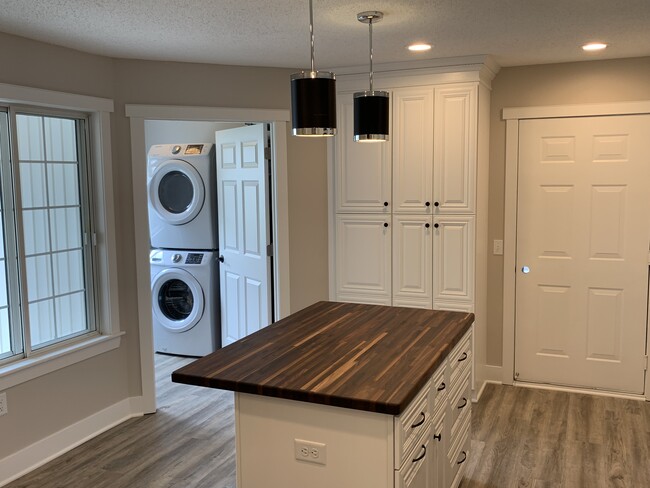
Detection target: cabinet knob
<box><xmin>425</xmin><ymin>201</ymin><xmax>431</xmax><ymax>207</ymax></box>
<box><xmin>434</xmin><ymin>223</ymin><xmax>439</xmax><ymax>228</ymax></box>
<box><xmin>434</xmin><ymin>433</ymin><xmax>442</xmax><ymax>442</ymax></box>
<box><xmin>383</xmin><ymin>222</ymin><xmax>389</xmax><ymax>228</ymax></box>
<box><xmin>434</xmin><ymin>201</ymin><xmax>440</xmax><ymax>207</ymax></box>
<box><xmin>383</xmin><ymin>201</ymin><xmax>389</xmax><ymax>207</ymax></box>
<box><xmin>218</xmin><ymin>255</ymin><xmax>225</xmax><ymax>263</ymax></box>
<box><xmin>425</xmin><ymin>223</ymin><xmax>430</xmax><ymax>228</ymax></box>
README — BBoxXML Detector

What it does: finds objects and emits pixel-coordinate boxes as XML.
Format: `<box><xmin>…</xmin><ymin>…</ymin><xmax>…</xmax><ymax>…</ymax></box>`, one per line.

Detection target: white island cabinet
<box><xmin>172</xmin><ymin>302</ymin><xmax>474</xmax><ymax>488</ymax></box>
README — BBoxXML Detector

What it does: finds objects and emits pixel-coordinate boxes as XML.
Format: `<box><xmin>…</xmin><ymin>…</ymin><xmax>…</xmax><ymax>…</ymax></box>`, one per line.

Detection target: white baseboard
<box><xmin>473</xmin><ymin>364</ymin><xmax>503</xmax><ymax>402</ymax></box>
<box><xmin>0</xmin><ymin>396</ymin><xmax>144</xmax><ymax>487</ymax></box>
<box><xmin>514</xmin><ymin>381</ymin><xmax>647</xmax><ymax>402</ymax></box>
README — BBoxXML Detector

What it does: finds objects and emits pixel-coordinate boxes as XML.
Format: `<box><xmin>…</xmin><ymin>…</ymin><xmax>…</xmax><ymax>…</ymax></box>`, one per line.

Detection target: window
<box><xmin>0</xmin><ymin>108</ymin><xmax>96</xmax><ymax>363</ymax></box>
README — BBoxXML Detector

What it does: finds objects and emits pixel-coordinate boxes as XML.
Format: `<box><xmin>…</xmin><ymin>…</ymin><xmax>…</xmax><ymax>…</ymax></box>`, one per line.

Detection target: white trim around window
<box><xmin>0</xmin><ymin>83</ymin><xmax>121</xmax><ymax>390</ymax></box>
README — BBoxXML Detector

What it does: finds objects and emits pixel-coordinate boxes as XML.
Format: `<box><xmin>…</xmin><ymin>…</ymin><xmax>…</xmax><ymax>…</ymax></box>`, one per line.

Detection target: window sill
<box><xmin>0</xmin><ymin>332</ymin><xmax>125</xmax><ymax>391</ymax></box>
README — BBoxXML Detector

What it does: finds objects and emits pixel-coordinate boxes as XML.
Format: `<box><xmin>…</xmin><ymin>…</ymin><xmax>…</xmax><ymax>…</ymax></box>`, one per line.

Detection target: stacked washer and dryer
<box><xmin>147</xmin><ymin>143</ymin><xmax>221</xmax><ymax>357</ymax></box>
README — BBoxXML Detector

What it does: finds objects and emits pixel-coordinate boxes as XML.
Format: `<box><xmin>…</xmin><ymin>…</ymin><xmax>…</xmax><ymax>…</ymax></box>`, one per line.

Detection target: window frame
<box><xmin>0</xmin><ymin>83</ymin><xmax>121</xmax><ymax>391</ymax></box>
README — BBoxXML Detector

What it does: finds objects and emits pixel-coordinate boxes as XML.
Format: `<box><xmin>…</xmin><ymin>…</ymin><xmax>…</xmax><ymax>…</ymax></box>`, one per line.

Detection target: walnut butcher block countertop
<box><xmin>172</xmin><ymin>301</ymin><xmax>474</xmax><ymax>415</ymax></box>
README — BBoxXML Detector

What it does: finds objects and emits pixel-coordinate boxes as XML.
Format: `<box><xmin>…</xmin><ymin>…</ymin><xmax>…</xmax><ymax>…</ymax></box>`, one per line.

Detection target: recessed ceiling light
<box><xmin>408</xmin><ymin>43</ymin><xmax>432</xmax><ymax>52</ymax></box>
<box><xmin>582</xmin><ymin>42</ymin><xmax>607</xmax><ymax>51</ymax></box>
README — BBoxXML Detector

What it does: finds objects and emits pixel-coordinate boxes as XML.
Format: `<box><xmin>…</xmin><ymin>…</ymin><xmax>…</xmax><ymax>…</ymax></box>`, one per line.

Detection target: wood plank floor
<box><xmin>461</xmin><ymin>383</ymin><xmax>650</xmax><ymax>488</ymax></box>
<box><xmin>7</xmin><ymin>359</ymin><xmax>650</xmax><ymax>487</ymax></box>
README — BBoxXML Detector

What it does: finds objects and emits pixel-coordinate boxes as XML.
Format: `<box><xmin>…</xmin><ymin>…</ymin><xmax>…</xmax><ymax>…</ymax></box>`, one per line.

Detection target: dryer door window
<box><xmin>148</xmin><ymin>159</ymin><xmax>205</xmax><ymax>225</ymax></box>
<box><xmin>158</xmin><ymin>171</ymin><xmax>194</xmax><ymax>214</ymax></box>
<box><xmin>152</xmin><ymin>268</ymin><xmax>204</xmax><ymax>332</ymax></box>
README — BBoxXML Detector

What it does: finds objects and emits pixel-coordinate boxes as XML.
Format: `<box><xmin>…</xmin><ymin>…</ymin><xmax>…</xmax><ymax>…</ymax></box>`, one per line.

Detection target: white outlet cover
<box><xmin>294</xmin><ymin>439</ymin><xmax>326</xmax><ymax>465</ymax></box>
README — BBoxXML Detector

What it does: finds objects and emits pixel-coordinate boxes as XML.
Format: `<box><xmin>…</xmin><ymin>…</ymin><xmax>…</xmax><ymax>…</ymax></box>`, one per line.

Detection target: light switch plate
<box><xmin>493</xmin><ymin>239</ymin><xmax>504</xmax><ymax>255</ymax></box>
<box><xmin>0</xmin><ymin>392</ymin><xmax>7</xmax><ymax>416</ymax></box>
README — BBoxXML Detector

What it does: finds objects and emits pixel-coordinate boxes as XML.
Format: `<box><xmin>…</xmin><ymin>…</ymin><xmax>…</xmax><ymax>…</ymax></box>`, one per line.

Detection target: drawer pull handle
<box><xmin>457</xmin><ymin>397</ymin><xmax>468</xmax><ymax>409</ymax></box>
<box><xmin>433</xmin><ymin>433</ymin><xmax>442</xmax><ymax>442</ymax></box>
<box><xmin>458</xmin><ymin>352</ymin><xmax>468</xmax><ymax>362</ymax></box>
<box><xmin>411</xmin><ymin>412</ymin><xmax>426</xmax><ymax>428</ymax></box>
<box><xmin>457</xmin><ymin>451</ymin><xmax>467</xmax><ymax>465</ymax></box>
<box><xmin>412</xmin><ymin>445</ymin><xmax>427</xmax><ymax>463</ymax></box>
<box><xmin>437</xmin><ymin>382</ymin><xmax>446</xmax><ymax>392</ymax></box>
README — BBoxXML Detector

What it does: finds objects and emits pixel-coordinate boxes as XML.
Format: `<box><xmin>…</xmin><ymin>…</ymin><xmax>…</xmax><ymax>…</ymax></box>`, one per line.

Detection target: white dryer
<box><xmin>150</xmin><ymin>249</ymin><xmax>220</xmax><ymax>356</ymax></box>
<box><xmin>147</xmin><ymin>143</ymin><xmax>217</xmax><ymax>250</ymax></box>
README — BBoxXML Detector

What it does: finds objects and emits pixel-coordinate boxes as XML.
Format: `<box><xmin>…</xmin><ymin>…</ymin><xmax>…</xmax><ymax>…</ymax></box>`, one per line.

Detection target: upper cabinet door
<box><xmin>393</xmin><ymin>87</ymin><xmax>434</xmax><ymax>214</ymax></box>
<box><xmin>335</xmin><ymin>91</ymin><xmax>392</xmax><ymax>213</ymax></box>
<box><xmin>433</xmin><ymin>85</ymin><xmax>477</xmax><ymax>214</ymax></box>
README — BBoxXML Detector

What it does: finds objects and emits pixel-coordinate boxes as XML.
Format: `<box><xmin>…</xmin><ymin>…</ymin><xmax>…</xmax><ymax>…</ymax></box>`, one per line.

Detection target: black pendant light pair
<box><xmin>290</xmin><ymin>3</ymin><xmax>389</xmax><ymax>143</ymax></box>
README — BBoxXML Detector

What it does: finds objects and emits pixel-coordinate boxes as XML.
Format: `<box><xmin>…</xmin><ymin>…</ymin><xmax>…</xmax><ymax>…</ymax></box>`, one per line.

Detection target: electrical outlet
<box><xmin>493</xmin><ymin>239</ymin><xmax>504</xmax><ymax>255</ymax></box>
<box><xmin>294</xmin><ymin>439</ymin><xmax>326</xmax><ymax>465</ymax></box>
<box><xmin>0</xmin><ymin>392</ymin><xmax>7</xmax><ymax>417</ymax></box>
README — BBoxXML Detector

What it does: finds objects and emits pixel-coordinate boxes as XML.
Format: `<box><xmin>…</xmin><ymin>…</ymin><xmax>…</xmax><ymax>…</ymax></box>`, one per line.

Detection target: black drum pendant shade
<box><xmin>354</xmin><ymin>11</ymin><xmax>389</xmax><ymax>143</ymax></box>
<box><xmin>291</xmin><ymin>0</ymin><xmax>337</xmax><ymax>137</ymax></box>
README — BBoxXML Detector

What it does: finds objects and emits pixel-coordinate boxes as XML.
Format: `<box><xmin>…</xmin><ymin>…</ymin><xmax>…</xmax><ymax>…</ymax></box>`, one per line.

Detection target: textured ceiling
<box><xmin>0</xmin><ymin>0</ymin><xmax>649</xmax><ymax>69</ymax></box>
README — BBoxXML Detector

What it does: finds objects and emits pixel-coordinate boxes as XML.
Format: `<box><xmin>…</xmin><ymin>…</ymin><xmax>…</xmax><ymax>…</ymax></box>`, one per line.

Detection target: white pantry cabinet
<box><xmin>331</xmin><ymin>66</ymin><xmax>488</xmax><ymax>313</ymax></box>
<box><xmin>335</xmin><ymin>214</ymin><xmax>392</xmax><ymax>305</ymax></box>
<box><xmin>335</xmin><ymin>92</ymin><xmax>392</xmax><ymax>213</ymax></box>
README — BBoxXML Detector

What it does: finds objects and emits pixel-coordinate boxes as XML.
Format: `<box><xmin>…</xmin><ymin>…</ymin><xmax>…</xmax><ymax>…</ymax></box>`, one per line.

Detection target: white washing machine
<box><xmin>150</xmin><ymin>249</ymin><xmax>220</xmax><ymax>356</ymax></box>
<box><xmin>147</xmin><ymin>143</ymin><xmax>217</xmax><ymax>250</ymax></box>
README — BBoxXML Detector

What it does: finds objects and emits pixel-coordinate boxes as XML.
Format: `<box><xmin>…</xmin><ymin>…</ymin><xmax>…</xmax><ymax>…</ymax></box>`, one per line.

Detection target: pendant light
<box><xmin>290</xmin><ymin>0</ymin><xmax>336</xmax><ymax>137</ymax></box>
<box><xmin>354</xmin><ymin>11</ymin><xmax>389</xmax><ymax>142</ymax></box>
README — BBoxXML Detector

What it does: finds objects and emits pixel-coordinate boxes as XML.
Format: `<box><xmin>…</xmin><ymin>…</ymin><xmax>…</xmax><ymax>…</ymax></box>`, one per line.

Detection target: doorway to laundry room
<box><xmin>143</xmin><ymin>118</ymin><xmax>277</xmax><ymax>406</ymax></box>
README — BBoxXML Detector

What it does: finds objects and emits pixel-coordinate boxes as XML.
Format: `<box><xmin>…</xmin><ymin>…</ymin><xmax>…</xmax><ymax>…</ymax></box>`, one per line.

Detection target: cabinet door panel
<box><xmin>393</xmin><ymin>88</ymin><xmax>434</xmax><ymax>214</ymax></box>
<box><xmin>336</xmin><ymin>214</ymin><xmax>391</xmax><ymax>304</ymax></box>
<box><xmin>335</xmin><ymin>92</ymin><xmax>392</xmax><ymax>213</ymax></box>
<box><xmin>433</xmin><ymin>216</ymin><xmax>475</xmax><ymax>303</ymax></box>
<box><xmin>433</xmin><ymin>85</ymin><xmax>477</xmax><ymax>214</ymax></box>
<box><xmin>393</xmin><ymin>215</ymin><xmax>433</xmax><ymax>308</ymax></box>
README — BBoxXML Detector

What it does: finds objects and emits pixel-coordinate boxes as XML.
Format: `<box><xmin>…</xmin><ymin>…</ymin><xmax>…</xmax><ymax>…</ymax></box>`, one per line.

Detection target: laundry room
<box><xmin>145</xmin><ymin>119</ymin><xmax>246</xmax><ymax>399</ymax></box>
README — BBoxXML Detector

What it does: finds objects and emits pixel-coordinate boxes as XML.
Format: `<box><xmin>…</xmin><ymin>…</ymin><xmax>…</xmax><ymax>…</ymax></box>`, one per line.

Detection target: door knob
<box><xmin>522</xmin><ymin>266</ymin><xmax>530</xmax><ymax>274</ymax></box>
<box><xmin>218</xmin><ymin>255</ymin><xmax>225</xmax><ymax>263</ymax></box>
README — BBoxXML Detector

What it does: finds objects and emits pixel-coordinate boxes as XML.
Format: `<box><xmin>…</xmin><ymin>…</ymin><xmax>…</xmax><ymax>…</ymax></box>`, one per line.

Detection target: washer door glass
<box><xmin>158</xmin><ymin>278</ymin><xmax>194</xmax><ymax>320</ymax></box>
<box><xmin>152</xmin><ymin>268</ymin><xmax>204</xmax><ymax>333</ymax></box>
<box><xmin>158</xmin><ymin>171</ymin><xmax>194</xmax><ymax>214</ymax></box>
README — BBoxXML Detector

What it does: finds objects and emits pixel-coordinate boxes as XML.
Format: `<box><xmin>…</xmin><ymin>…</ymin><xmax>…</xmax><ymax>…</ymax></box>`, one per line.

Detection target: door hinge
<box><xmin>267</xmin><ymin>244</ymin><xmax>273</xmax><ymax>257</ymax></box>
<box><xmin>514</xmin><ymin>371</ymin><xmax>520</xmax><ymax>380</ymax></box>
<box><xmin>264</xmin><ymin>147</ymin><xmax>272</xmax><ymax>160</ymax></box>
<box><xmin>645</xmin><ymin>355</ymin><xmax>648</xmax><ymax>371</ymax></box>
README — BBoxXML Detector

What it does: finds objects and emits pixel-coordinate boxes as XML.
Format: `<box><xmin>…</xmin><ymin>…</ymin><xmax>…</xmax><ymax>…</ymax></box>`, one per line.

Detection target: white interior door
<box><xmin>216</xmin><ymin>124</ymin><xmax>272</xmax><ymax>346</ymax></box>
<box><xmin>515</xmin><ymin>115</ymin><xmax>650</xmax><ymax>394</ymax></box>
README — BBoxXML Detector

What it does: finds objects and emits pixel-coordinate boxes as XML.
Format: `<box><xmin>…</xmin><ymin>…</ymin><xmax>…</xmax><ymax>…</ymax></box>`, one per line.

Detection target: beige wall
<box><xmin>487</xmin><ymin>57</ymin><xmax>650</xmax><ymax>366</ymax></box>
<box><xmin>0</xmin><ymin>32</ymin><xmax>330</xmax><ymax>460</ymax></box>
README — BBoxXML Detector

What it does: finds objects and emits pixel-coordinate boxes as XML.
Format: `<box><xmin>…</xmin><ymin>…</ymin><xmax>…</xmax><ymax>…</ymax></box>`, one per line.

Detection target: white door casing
<box><xmin>515</xmin><ymin>114</ymin><xmax>650</xmax><ymax>394</ymax></box>
<box><xmin>216</xmin><ymin>124</ymin><xmax>272</xmax><ymax>346</ymax></box>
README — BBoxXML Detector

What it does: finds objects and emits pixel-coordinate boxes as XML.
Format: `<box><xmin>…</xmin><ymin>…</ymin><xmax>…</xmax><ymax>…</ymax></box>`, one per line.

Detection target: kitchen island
<box><xmin>172</xmin><ymin>301</ymin><xmax>474</xmax><ymax>488</ymax></box>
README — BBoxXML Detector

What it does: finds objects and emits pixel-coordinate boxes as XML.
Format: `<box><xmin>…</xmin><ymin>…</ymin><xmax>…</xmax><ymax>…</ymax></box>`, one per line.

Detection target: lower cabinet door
<box><xmin>392</xmin><ymin>215</ymin><xmax>433</xmax><ymax>308</ymax></box>
<box><xmin>335</xmin><ymin>214</ymin><xmax>392</xmax><ymax>304</ymax></box>
<box><xmin>432</xmin><ymin>215</ymin><xmax>475</xmax><ymax>304</ymax></box>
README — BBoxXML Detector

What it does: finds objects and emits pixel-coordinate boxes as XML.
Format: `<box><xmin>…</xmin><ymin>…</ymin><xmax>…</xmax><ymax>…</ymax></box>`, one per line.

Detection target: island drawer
<box><xmin>395</xmin><ymin>423</ymin><xmax>432</xmax><ymax>488</ymax></box>
<box><xmin>429</xmin><ymin>363</ymin><xmax>447</xmax><ymax>417</ymax></box>
<box><xmin>449</xmin><ymin>366</ymin><xmax>471</xmax><ymax>430</ymax></box>
<box><xmin>447</xmin><ymin>408</ymin><xmax>471</xmax><ymax>488</ymax></box>
<box><xmin>448</xmin><ymin>328</ymin><xmax>472</xmax><ymax>379</ymax></box>
<box><xmin>394</xmin><ymin>380</ymin><xmax>431</xmax><ymax>468</ymax></box>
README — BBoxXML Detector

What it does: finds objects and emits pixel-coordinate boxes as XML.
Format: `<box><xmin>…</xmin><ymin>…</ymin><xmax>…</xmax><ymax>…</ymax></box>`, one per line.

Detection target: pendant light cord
<box><xmin>368</xmin><ymin>17</ymin><xmax>374</xmax><ymax>92</ymax></box>
<box><xmin>309</xmin><ymin>0</ymin><xmax>315</xmax><ymax>73</ymax></box>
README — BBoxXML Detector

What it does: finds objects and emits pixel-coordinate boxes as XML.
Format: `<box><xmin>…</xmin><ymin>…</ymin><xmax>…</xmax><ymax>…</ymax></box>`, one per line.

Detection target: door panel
<box><xmin>335</xmin><ymin>214</ymin><xmax>391</xmax><ymax>305</ymax></box>
<box><xmin>515</xmin><ymin>115</ymin><xmax>650</xmax><ymax>394</ymax></box>
<box><xmin>216</xmin><ymin>125</ymin><xmax>272</xmax><ymax>346</ymax></box>
<box><xmin>335</xmin><ymin>92</ymin><xmax>392</xmax><ymax>213</ymax></box>
<box><xmin>393</xmin><ymin>215</ymin><xmax>433</xmax><ymax>308</ymax></box>
<box><xmin>432</xmin><ymin>216</ymin><xmax>474</xmax><ymax>304</ymax></box>
<box><xmin>393</xmin><ymin>88</ymin><xmax>434</xmax><ymax>214</ymax></box>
